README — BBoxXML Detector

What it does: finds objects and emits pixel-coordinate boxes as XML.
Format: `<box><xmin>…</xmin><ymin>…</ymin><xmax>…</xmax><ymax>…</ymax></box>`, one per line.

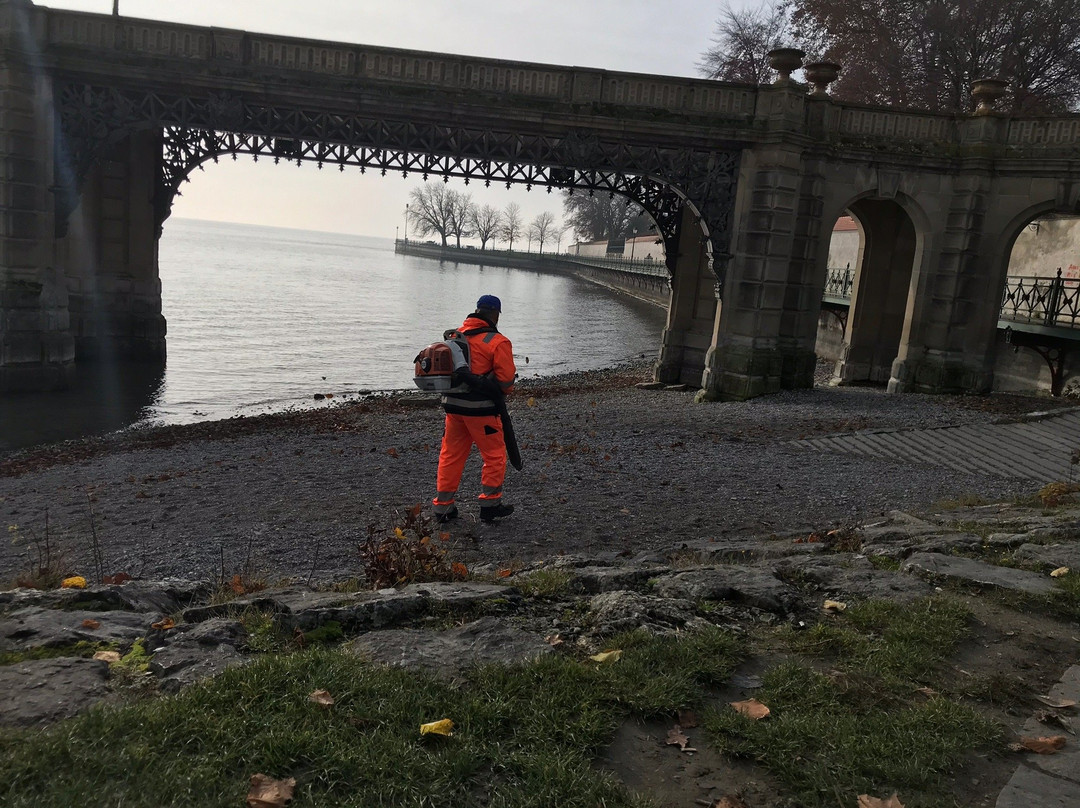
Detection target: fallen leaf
<box><xmin>590</xmin><ymin>649</ymin><xmax>623</xmax><ymax>664</ymax></box>
<box><xmin>545</xmin><ymin>634</ymin><xmax>564</xmax><ymax>647</ymax></box>
<box><xmin>665</xmin><ymin>726</ymin><xmax>696</xmax><ymax>752</ymax></box>
<box><xmin>677</xmin><ymin>709</ymin><xmax>699</xmax><ymax>728</ymax></box>
<box><xmin>451</xmin><ymin>562</ymin><xmax>468</xmax><ymax>578</ymax></box>
<box><xmin>823</xmin><ymin>599</ymin><xmax>847</xmax><ymax>612</ymax></box>
<box><xmin>527</xmin><ymin>397</ymin><xmax>536</xmax><ymax>407</ymax></box>
<box><xmin>151</xmin><ymin>617</ymin><xmax>176</xmax><ymax>631</ymax></box>
<box><xmin>1035</xmin><ymin>695</ymin><xmax>1077</xmax><ymax>710</ymax></box>
<box><xmin>408</xmin><ymin>504</ymin><xmax>422</xmax><ymax>517</ymax></box>
<box><xmin>916</xmin><ymin>686</ymin><xmax>938</xmax><ymax>698</ymax></box>
<box><xmin>857</xmin><ymin>795</ymin><xmax>905</xmax><ymax>808</ymax></box>
<box><xmin>496</xmin><ymin>568</ymin><xmax>513</xmax><ymax>578</ymax></box>
<box><xmin>81</xmin><ymin>619</ymin><xmax>101</xmax><ymax>629</ymax></box>
<box><xmin>102</xmin><ymin>572</ymin><xmax>132</xmax><ymax>585</ymax></box>
<box><xmin>61</xmin><ymin>576</ymin><xmax>87</xmax><ymax>589</ymax></box>
<box><xmin>1010</xmin><ymin>735</ymin><xmax>1068</xmax><ymax>754</ymax></box>
<box><xmin>730</xmin><ymin>699</ymin><xmax>771</xmax><ymax>720</ymax></box>
<box><xmin>420</xmin><ymin>718</ymin><xmax>454</xmax><ymax>736</ymax></box>
<box><xmin>1050</xmin><ymin>567</ymin><xmax>1070</xmax><ymax>578</ymax></box>
<box><xmin>246</xmin><ymin>773</ymin><xmax>296</xmax><ymax>808</ymax></box>
<box><xmin>712</xmin><ymin>797</ymin><xmax>749</xmax><ymax>808</ymax></box>
<box><xmin>93</xmin><ymin>651</ymin><xmax>121</xmax><ymax>664</ymax></box>
<box><xmin>308</xmin><ymin>689</ymin><xmax>334</xmax><ymax>708</ymax></box>
<box><xmin>386</xmin><ymin>448</ymin><xmax>399</xmax><ymax>458</ymax></box>
<box><xmin>1035</xmin><ymin>710</ymin><xmax>1075</xmax><ymax>735</ymax></box>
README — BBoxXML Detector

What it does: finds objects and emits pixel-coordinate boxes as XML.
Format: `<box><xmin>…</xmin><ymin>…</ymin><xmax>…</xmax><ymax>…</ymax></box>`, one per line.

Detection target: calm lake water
<box><xmin>0</xmin><ymin>219</ymin><xmax>666</xmax><ymax>451</ymax></box>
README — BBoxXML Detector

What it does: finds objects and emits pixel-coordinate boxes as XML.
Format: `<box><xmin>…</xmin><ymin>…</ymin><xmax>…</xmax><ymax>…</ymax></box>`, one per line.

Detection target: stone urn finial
<box><xmin>767</xmin><ymin>48</ymin><xmax>806</xmax><ymax>85</ymax></box>
<box><xmin>971</xmin><ymin>78</ymin><xmax>1008</xmax><ymax>115</ymax></box>
<box><xmin>803</xmin><ymin>61</ymin><xmax>842</xmax><ymax>97</ymax></box>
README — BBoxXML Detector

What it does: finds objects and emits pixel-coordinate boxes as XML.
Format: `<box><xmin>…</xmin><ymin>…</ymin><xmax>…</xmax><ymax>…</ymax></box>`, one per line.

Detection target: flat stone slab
<box><xmin>650</xmin><ymin>568</ymin><xmax>798</xmax><ymax>615</ymax></box>
<box><xmin>0</xmin><ymin>580</ymin><xmax>210</xmax><ymax>615</ymax></box>
<box><xmin>1015</xmin><ymin>543</ymin><xmax>1080</xmax><ymax>570</ymax></box>
<box><xmin>679</xmin><ymin>536</ymin><xmax>828</xmax><ymax>564</ymax></box>
<box><xmin>1012</xmin><ymin>666</ymin><xmax>1080</xmax><ymax>787</ymax></box>
<box><xmin>587</xmin><ymin>590</ymin><xmax>715</xmax><ymax>636</ymax></box>
<box><xmin>995</xmin><ymin>759</ymin><xmax>1080</xmax><ymax>807</ymax></box>
<box><xmin>774</xmin><ymin>556</ymin><xmax>934</xmax><ymax>602</ymax></box>
<box><xmin>347</xmin><ymin>617</ymin><xmax>550</xmax><ymax>677</ymax></box>
<box><xmin>0</xmin><ymin>657</ymin><xmax>110</xmax><ymax>727</ymax></box>
<box><xmin>148</xmin><ymin>643</ymin><xmax>248</xmax><ymax>694</ymax></box>
<box><xmin>902</xmin><ymin>553</ymin><xmax>1055</xmax><ymax>596</ymax></box>
<box><xmin>0</xmin><ymin>607</ymin><xmax>151</xmax><ymax>652</ymax></box>
<box><xmin>565</xmin><ymin>566</ymin><xmax>664</xmax><ymax>594</ymax></box>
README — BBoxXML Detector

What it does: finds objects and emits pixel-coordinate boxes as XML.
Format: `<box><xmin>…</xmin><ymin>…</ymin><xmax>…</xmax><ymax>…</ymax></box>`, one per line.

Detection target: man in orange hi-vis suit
<box><xmin>432</xmin><ymin>295</ymin><xmax>517</xmax><ymax>524</ymax></box>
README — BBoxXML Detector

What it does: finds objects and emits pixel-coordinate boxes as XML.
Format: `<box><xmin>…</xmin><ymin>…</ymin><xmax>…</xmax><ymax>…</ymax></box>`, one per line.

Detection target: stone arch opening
<box><xmin>992</xmin><ymin>205</ymin><xmax>1080</xmax><ymax>395</ymax></box>
<box><xmin>834</xmin><ymin>198</ymin><xmax>921</xmax><ymax>385</ymax></box>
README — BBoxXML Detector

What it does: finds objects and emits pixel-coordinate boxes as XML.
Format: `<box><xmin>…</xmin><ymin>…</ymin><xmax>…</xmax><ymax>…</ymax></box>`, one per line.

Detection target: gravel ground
<box><xmin>0</xmin><ymin>361</ymin><xmax>1064</xmax><ymax>585</ymax></box>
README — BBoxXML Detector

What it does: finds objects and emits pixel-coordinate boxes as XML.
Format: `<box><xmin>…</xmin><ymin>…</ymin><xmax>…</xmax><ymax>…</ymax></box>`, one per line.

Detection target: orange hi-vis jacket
<box><xmin>441</xmin><ymin>314</ymin><xmax>516</xmax><ymax>416</ymax></box>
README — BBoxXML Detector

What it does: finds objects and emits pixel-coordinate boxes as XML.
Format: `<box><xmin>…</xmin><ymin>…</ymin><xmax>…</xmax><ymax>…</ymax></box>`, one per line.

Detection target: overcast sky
<box><xmin>43</xmin><ymin>0</ymin><xmax>731</xmax><ymax>240</ymax></box>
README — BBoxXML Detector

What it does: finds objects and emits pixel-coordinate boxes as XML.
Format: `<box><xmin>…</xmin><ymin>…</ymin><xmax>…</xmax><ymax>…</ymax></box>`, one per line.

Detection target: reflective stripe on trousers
<box><xmin>433</xmin><ymin>413</ymin><xmax>506</xmax><ymax>509</ymax></box>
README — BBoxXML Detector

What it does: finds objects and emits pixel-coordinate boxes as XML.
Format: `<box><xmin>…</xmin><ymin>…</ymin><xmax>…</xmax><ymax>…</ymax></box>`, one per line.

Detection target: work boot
<box><xmin>479</xmin><ymin>503</ymin><xmax>514</xmax><ymax>523</ymax></box>
<box><xmin>434</xmin><ymin>505</ymin><xmax>459</xmax><ymax>524</ymax></box>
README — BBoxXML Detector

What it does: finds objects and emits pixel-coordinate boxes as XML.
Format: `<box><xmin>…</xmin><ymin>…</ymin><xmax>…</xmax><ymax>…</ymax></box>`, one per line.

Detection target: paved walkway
<box><xmin>793</xmin><ymin>409</ymin><xmax>1080</xmax><ymax>483</ymax></box>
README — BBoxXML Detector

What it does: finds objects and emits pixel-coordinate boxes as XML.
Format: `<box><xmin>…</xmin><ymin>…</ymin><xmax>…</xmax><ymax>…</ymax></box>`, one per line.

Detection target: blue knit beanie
<box><xmin>476</xmin><ymin>294</ymin><xmax>502</xmax><ymax>312</ymax></box>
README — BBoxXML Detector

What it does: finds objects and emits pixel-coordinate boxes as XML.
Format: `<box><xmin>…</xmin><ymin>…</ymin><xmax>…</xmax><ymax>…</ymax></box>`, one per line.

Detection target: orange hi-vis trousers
<box><xmin>433</xmin><ymin>413</ymin><xmax>506</xmax><ymax>515</ymax></box>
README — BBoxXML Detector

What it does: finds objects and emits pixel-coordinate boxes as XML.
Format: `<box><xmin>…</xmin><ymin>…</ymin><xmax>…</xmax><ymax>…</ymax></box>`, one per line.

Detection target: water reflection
<box><xmin>0</xmin><ymin>360</ymin><xmax>164</xmax><ymax>453</ymax></box>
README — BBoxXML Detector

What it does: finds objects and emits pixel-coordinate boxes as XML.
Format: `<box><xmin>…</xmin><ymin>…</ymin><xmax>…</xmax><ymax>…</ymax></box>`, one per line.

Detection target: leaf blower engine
<box><xmin>413</xmin><ymin>329</ymin><xmax>482</xmax><ymax>393</ymax></box>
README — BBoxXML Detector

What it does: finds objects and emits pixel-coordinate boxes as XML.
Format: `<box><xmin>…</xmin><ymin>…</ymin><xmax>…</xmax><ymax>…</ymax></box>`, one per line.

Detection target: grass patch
<box><xmin>866</xmin><ymin>554</ymin><xmax>902</xmax><ymax>572</ymax></box>
<box><xmin>0</xmin><ymin>641</ymin><xmax>113</xmax><ymax>667</ymax></box>
<box><xmin>512</xmin><ymin>568</ymin><xmax>573</xmax><ymax>598</ymax></box>
<box><xmin>709</xmin><ymin>599</ymin><xmax>1000</xmax><ymax>807</ymax></box>
<box><xmin>0</xmin><ymin>627</ymin><xmax>743</xmax><ymax>808</ymax></box>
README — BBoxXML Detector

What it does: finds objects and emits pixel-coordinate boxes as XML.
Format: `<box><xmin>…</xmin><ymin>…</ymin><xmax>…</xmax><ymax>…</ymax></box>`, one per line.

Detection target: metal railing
<box><xmin>823</xmin><ymin>264</ymin><xmax>855</xmax><ymax>299</ymax></box>
<box><xmin>999</xmin><ymin>269</ymin><xmax>1080</xmax><ymax>329</ymax></box>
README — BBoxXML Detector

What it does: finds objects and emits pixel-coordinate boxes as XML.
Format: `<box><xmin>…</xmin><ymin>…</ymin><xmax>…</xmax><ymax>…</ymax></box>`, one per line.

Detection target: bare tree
<box><xmin>562</xmin><ymin>191</ymin><xmax>642</xmax><ymax>242</ymax></box>
<box><xmin>554</xmin><ymin>222</ymin><xmax>572</xmax><ymax>254</ymax></box>
<box><xmin>790</xmin><ymin>0</ymin><xmax>1080</xmax><ymax>112</ymax></box>
<box><xmin>529</xmin><ymin>212</ymin><xmax>557</xmax><ymax>254</ymax></box>
<box><xmin>698</xmin><ymin>1</ymin><xmax>791</xmax><ymax>84</ymax></box>
<box><xmin>470</xmin><ymin>204</ymin><xmax>504</xmax><ymax>250</ymax></box>
<box><xmin>501</xmin><ymin>202</ymin><xmax>524</xmax><ymax>251</ymax></box>
<box><xmin>446</xmin><ymin>191</ymin><xmax>475</xmax><ymax>248</ymax></box>
<box><xmin>407</xmin><ymin>184</ymin><xmax>455</xmax><ymax>246</ymax></box>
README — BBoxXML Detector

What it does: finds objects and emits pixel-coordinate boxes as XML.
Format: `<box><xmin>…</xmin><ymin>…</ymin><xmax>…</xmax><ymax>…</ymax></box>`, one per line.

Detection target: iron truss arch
<box><xmin>55</xmin><ymin>82</ymin><xmax>741</xmax><ymax>291</ymax></box>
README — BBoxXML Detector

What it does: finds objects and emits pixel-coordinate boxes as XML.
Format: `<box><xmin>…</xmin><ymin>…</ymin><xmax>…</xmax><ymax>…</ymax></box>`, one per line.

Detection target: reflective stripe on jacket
<box><xmin>442</xmin><ymin>314</ymin><xmax>516</xmax><ymax>416</ymax></box>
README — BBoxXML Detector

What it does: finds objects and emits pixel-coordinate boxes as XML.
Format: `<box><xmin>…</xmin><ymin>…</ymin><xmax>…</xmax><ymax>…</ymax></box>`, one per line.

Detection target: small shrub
<box><xmin>9</xmin><ymin>515</ymin><xmax>72</xmax><ymax>590</ymax></box>
<box><xmin>513</xmin><ymin>568</ymin><xmax>573</xmax><ymax>598</ymax></box>
<box><xmin>358</xmin><ymin>504</ymin><xmax>469</xmax><ymax>589</ymax></box>
<box><xmin>1036</xmin><ymin>481</ymin><xmax>1080</xmax><ymax>507</ymax></box>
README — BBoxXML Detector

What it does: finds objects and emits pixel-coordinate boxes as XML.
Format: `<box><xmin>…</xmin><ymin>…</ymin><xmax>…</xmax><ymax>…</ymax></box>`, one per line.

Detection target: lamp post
<box><xmin>404</xmin><ymin>203</ymin><xmax>409</xmax><ymax>242</ymax></box>
<box><xmin>112</xmin><ymin>0</ymin><xmax>119</xmax><ymax>15</ymax></box>
<box><xmin>630</xmin><ymin>228</ymin><xmax>637</xmax><ymax>260</ymax></box>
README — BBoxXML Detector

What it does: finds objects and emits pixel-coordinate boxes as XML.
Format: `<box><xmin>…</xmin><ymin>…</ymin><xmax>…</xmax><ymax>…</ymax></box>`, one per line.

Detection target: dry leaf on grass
<box><xmin>730</xmin><ymin>699</ymin><xmax>771</xmax><ymax>720</ymax></box>
<box><xmin>823</xmin><ymin>599</ymin><xmax>847</xmax><ymax>613</ymax></box>
<box><xmin>857</xmin><ymin>795</ymin><xmax>905</xmax><ymax>808</ymax></box>
<box><xmin>1035</xmin><ymin>695</ymin><xmax>1077</xmax><ymax>710</ymax></box>
<box><xmin>308</xmin><ymin>689</ymin><xmax>334</xmax><ymax>709</ymax></box>
<box><xmin>1009</xmin><ymin>735</ymin><xmax>1068</xmax><ymax>754</ymax></box>
<box><xmin>80</xmin><ymin>619</ymin><xmax>101</xmax><ymax>630</ymax></box>
<box><xmin>246</xmin><ymin>774</ymin><xmax>296</xmax><ymax>808</ymax></box>
<box><xmin>1050</xmin><ymin>567</ymin><xmax>1070</xmax><ymax>578</ymax></box>
<box><xmin>664</xmin><ymin>726</ymin><xmax>696</xmax><ymax>752</ymax></box>
<box><xmin>151</xmin><ymin>617</ymin><xmax>175</xmax><ymax>631</ymax></box>
<box><xmin>590</xmin><ymin>649</ymin><xmax>622</xmax><ymax>664</ymax></box>
<box><xmin>93</xmin><ymin>651</ymin><xmax>121</xmax><ymax>664</ymax></box>
<box><xmin>915</xmin><ymin>686</ymin><xmax>938</xmax><ymax>698</ymax></box>
<box><xmin>712</xmin><ymin>797</ymin><xmax>749</xmax><ymax>808</ymax></box>
<box><xmin>419</xmin><ymin>718</ymin><xmax>454</xmax><ymax>737</ymax></box>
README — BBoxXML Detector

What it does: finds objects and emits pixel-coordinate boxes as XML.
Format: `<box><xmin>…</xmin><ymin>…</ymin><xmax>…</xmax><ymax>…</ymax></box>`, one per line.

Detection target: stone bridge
<box><xmin>2</xmin><ymin>0</ymin><xmax>1080</xmax><ymax>398</ymax></box>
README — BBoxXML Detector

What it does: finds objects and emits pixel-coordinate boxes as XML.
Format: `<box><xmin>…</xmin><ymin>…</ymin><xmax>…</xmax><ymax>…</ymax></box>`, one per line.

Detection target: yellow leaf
<box><xmin>527</xmin><ymin>397</ymin><xmax>536</xmax><ymax>407</ymax></box>
<box><xmin>823</xmin><ymin>599</ymin><xmax>847</xmax><ymax>612</ymax></box>
<box><xmin>857</xmin><ymin>795</ymin><xmax>905</xmax><ymax>808</ymax></box>
<box><xmin>1050</xmin><ymin>567</ymin><xmax>1070</xmax><ymax>578</ymax></box>
<box><xmin>590</xmin><ymin>649</ymin><xmax>622</xmax><ymax>664</ymax></box>
<box><xmin>394</xmin><ymin>527</ymin><xmax>406</xmax><ymax>539</ymax></box>
<box><xmin>61</xmin><ymin>576</ymin><xmax>87</xmax><ymax>589</ymax></box>
<box><xmin>93</xmin><ymin>651</ymin><xmax>121</xmax><ymax>664</ymax></box>
<box><xmin>308</xmin><ymin>689</ymin><xmax>334</xmax><ymax>708</ymax></box>
<box><xmin>246</xmin><ymin>773</ymin><xmax>296</xmax><ymax>808</ymax></box>
<box><xmin>420</xmin><ymin>718</ymin><xmax>454</xmax><ymax>736</ymax></box>
<box><xmin>730</xmin><ymin>699</ymin><xmax>771</xmax><ymax>720</ymax></box>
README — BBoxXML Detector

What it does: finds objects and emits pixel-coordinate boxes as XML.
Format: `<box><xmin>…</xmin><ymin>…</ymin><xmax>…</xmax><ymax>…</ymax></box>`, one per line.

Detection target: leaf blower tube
<box><xmin>463</xmin><ymin>372</ymin><xmax>523</xmax><ymax>471</ymax></box>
